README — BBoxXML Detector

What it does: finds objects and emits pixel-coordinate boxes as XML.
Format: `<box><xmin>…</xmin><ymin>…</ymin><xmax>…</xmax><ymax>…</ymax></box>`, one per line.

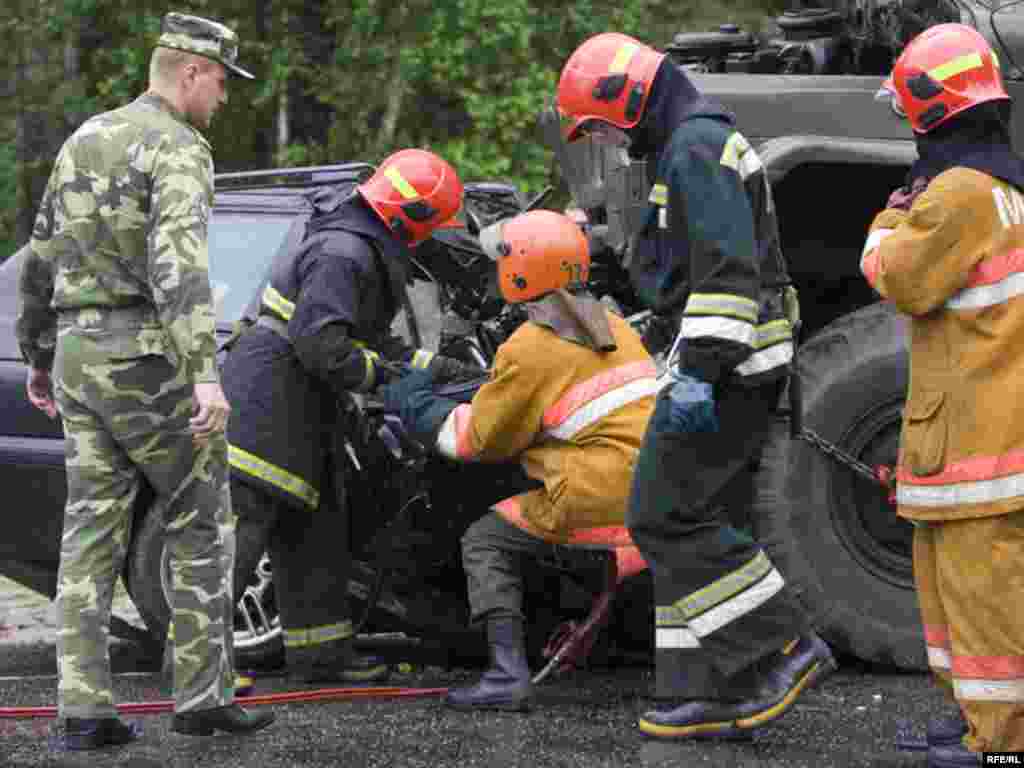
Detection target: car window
<box><xmin>208</xmin><ymin>214</ymin><xmax>295</xmax><ymax>323</ymax></box>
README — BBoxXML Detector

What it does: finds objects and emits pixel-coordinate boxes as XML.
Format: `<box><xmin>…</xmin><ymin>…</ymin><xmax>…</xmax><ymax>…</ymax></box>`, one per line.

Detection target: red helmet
<box><xmin>479</xmin><ymin>210</ymin><xmax>590</xmax><ymax>303</ymax></box>
<box><xmin>881</xmin><ymin>23</ymin><xmax>1008</xmax><ymax>134</ymax></box>
<box><xmin>357</xmin><ymin>149</ymin><xmax>464</xmax><ymax>246</ymax></box>
<box><xmin>556</xmin><ymin>32</ymin><xmax>666</xmax><ymax>142</ymax></box>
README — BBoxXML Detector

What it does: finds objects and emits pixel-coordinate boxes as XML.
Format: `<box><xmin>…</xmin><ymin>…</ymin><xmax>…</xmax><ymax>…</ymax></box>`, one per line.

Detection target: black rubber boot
<box><xmin>287</xmin><ymin>640</ymin><xmax>391</xmax><ymax>685</ymax></box>
<box><xmin>444</xmin><ymin>617</ymin><xmax>533</xmax><ymax>712</ymax></box>
<box><xmin>61</xmin><ymin>717</ymin><xmax>141</xmax><ymax>750</ymax></box>
<box><xmin>928</xmin><ymin>743</ymin><xmax>982</xmax><ymax>767</ymax></box>
<box><xmin>896</xmin><ymin>710</ymin><xmax>969</xmax><ymax>751</ymax></box>
<box><xmin>171</xmin><ymin>703</ymin><xmax>275</xmax><ymax>736</ymax></box>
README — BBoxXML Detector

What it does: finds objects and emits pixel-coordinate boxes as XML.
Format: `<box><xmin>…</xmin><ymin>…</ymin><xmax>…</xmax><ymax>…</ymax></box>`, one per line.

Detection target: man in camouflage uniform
<box><xmin>16</xmin><ymin>12</ymin><xmax>274</xmax><ymax>749</ymax></box>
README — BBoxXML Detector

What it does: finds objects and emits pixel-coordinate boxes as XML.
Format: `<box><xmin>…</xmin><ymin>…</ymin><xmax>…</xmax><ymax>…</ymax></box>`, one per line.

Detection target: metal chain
<box><xmin>795</xmin><ymin>426</ymin><xmax>884</xmax><ymax>484</ymax></box>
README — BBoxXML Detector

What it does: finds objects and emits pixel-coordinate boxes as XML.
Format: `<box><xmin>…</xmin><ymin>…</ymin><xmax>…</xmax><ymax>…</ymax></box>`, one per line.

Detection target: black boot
<box><xmin>171</xmin><ymin>704</ymin><xmax>275</xmax><ymax>736</ymax></box>
<box><xmin>61</xmin><ymin>717</ymin><xmax>141</xmax><ymax>750</ymax></box>
<box><xmin>639</xmin><ymin>632</ymin><xmax>836</xmax><ymax>739</ymax></box>
<box><xmin>928</xmin><ymin>743</ymin><xmax>982</xmax><ymax>767</ymax></box>
<box><xmin>896</xmin><ymin>710</ymin><xmax>968</xmax><ymax>751</ymax></box>
<box><xmin>445</xmin><ymin>617</ymin><xmax>532</xmax><ymax>712</ymax></box>
<box><xmin>288</xmin><ymin>640</ymin><xmax>391</xmax><ymax>685</ymax></box>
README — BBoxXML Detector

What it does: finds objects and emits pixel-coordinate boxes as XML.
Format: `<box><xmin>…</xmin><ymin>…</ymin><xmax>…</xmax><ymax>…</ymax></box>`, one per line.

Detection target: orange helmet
<box><xmin>357</xmin><ymin>149</ymin><xmax>464</xmax><ymax>246</ymax></box>
<box><xmin>880</xmin><ymin>23</ymin><xmax>1008</xmax><ymax>134</ymax></box>
<box><xmin>556</xmin><ymin>32</ymin><xmax>666</xmax><ymax>142</ymax></box>
<box><xmin>479</xmin><ymin>210</ymin><xmax>590</xmax><ymax>303</ymax></box>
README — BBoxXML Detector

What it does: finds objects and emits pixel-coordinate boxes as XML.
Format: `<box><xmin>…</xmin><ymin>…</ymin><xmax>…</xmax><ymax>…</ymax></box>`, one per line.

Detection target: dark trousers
<box><xmin>462</xmin><ymin>512</ymin><xmax>608</xmax><ymax>625</ymax></box>
<box><xmin>627</xmin><ymin>378</ymin><xmax>808</xmax><ymax>699</ymax></box>
<box><xmin>232</xmin><ymin>462</ymin><xmax>353</xmax><ymax>657</ymax></box>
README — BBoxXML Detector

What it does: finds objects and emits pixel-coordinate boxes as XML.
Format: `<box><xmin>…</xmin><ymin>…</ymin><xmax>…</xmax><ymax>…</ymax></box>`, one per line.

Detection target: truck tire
<box><xmin>125</xmin><ymin>505</ymin><xmax>284</xmax><ymax>670</ymax></box>
<box><xmin>753</xmin><ymin>301</ymin><xmax>927</xmax><ymax>670</ymax></box>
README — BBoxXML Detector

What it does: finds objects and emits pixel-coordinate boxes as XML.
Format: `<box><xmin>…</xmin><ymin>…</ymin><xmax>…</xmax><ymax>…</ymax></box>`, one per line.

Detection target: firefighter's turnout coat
<box><xmin>862</xmin><ymin>167</ymin><xmax>1024</xmax><ymax>522</ymax></box>
<box><xmin>435</xmin><ymin>307</ymin><xmax>658</xmax><ymax>544</ymax></box>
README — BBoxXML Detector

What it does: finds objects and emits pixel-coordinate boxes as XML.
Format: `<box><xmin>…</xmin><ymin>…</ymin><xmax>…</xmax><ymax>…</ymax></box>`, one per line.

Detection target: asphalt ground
<box><xmin>0</xmin><ymin>636</ymin><xmax>957</xmax><ymax>768</ymax></box>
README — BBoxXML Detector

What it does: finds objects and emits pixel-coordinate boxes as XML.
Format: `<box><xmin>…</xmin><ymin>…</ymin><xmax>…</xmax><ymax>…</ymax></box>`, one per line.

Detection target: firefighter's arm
<box><xmin>288</xmin><ymin>234</ymin><xmax>389</xmax><ymax>394</ymax></box>
<box><xmin>673</xmin><ymin>139</ymin><xmax>761</xmax><ymax>385</ymax></box>
<box><xmin>860</xmin><ymin>173</ymin><xmax>978</xmax><ymax>316</ymax></box>
<box><xmin>435</xmin><ymin>333</ymin><xmax>546</xmax><ymax>462</ymax></box>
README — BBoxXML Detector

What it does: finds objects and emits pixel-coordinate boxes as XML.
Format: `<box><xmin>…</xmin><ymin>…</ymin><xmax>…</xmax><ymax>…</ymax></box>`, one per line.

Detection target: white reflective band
<box><xmin>720</xmin><ymin>132</ymin><xmax>752</xmax><ymax>173</ymax></box>
<box><xmin>928</xmin><ymin>646</ymin><xmax>952</xmax><ymax>670</ymax></box>
<box><xmin>437</xmin><ymin>408</ymin><xmax>459</xmax><ymax>459</ymax></box>
<box><xmin>656</xmin><ymin>627</ymin><xmax>701</xmax><ymax>649</ymax></box>
<box><xmin>737</xmin><ymin>146</ymin><xmax>763</xmax><ymax>180</ymax></box>
<box><xmin>681</xmin><ymin>316</ymin><xmax>757</xmax><ymax>347</ymax></box>
<box><xmin>954</xmin><ymin>678</ymin><xmax>1024</xmax><ymax>702</ymax></box>
<box><xmin>736</xmin><ymin>340</ymin><xmax>794</xmax><ymax>377</ymax></box>
<box><xmin>946</xmin><ymin>272</ymin><xmax>1024</xmax><ymax>310</ymax></box>
<box><xmin>546</xmin><ymin>377</ymin><xmax>661</xmax><ymax>441</ymax></box>
<box><xmin>898</xmin><ymin>470</ymin><xmax>1024</xmax><ymax>507</ymax></box>
<box><xmin>283</xmin><ymin>620</ymin><xmax>354</xmax><ymax>648</ymax></box>
<box><xmin>688</xmin><ymin>568</ymin><xmax>785</xmax><ymax>638</ymax></box>
<box><xmin>862</xmin><ymin>228</ymin><xmax>895</xmax><ymax>259</ymax></box>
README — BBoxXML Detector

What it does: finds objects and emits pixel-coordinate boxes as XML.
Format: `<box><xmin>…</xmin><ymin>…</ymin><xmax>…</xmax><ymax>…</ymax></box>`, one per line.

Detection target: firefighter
<box><xmin>865</xmin><ymin>24</ymin><xmax>1024</xmax><ymax>766</ymax></box>
<box><xmin>556</xmin><ymin>33</ymin><xmax>836</xmax><ymax>739</ymax></box>
<box><xmin>379</xmin><ymin>210</ymin><xmax>658</xmax><ymax>711</ymax></box>
<box><xmin>221</xmin><ymin>149</ymin><xmax>472</xmax><ymax>684</ymax></box>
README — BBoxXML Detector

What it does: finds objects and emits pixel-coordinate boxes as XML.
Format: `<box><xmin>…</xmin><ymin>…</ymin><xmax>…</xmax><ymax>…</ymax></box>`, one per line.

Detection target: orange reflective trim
<box><xmin>964</xmin><ymin>247</ymin><xmax>1024</xmax><ymax>288</ymax></box>
<box><xmin>453</xmin><ymin>404</ymin><xmax>477</xmax><ymax>460</ymax></box>
<box><xmin>924</xmin><ymin>624</ymin><xmax>951</xmax><ymax>649</ymax></box>
<box><xmin>567</xmin><ymin>525</ymin><xmax>636</xmax><ymax>548</ymax></box>
<box><xmin>953</xmin><ymin>655</ymin><xmax>1024</xmax><ymax>680</ymax></box>
<box><xmin>897</xmin><ymin>450</ymin><xmax>1024</xmax><ymax>486</ymax></box>
<box><xmin>614</xmin><ymin>546</ymin><xmax>648</xmax><ymax>583</ymax></box>
<box><xmin>543</xmin><ymin>360</ymin><xmax>657</xmax><ymax>429</ymax></box>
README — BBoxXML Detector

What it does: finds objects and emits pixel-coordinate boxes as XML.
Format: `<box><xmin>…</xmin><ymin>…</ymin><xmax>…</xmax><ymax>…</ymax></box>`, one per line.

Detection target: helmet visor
<box><xmin>479</xmin><ymin>219</ymin><xmax>510</xmax><ymax>262</ymax></box>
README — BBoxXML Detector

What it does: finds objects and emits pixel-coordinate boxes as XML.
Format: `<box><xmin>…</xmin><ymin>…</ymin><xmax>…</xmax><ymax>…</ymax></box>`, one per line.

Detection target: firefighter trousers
<box><xmin>914</xmin><ymin>514</ymin><xmax>1024</xmax><ymax>752</ymax></box>
<box><xmin>461</xmin><ymin>512</ymin><xmax>612</xmax><ymax>626</ymax></box>
<box><xmin>232</xmin><ymin>461</ymin><xmax>354</xmax><ymax>661</ymax></box>
<box><xmin>627</xmin><ymin>378</ymin><xmax>809</xmax><ymax>699</ymax></box>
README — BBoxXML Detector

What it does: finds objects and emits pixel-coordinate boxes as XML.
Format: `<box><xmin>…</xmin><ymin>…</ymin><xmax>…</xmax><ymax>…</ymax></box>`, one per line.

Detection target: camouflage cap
<box><xmin>157</xmin><ymin>12</ymin><xmax>254</xmax><ymax>79</ymax></box>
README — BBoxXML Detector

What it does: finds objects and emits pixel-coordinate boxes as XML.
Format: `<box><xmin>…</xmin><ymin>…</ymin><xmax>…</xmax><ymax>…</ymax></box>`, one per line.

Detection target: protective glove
<box><xmin>660</xmin><ymin>369</ymin><xmax>719</xmax><ymax>434</ymax></box>
<box><xmin>402</xmin><ymin>348</ymin><xmax>486</xmax><ymax>386</ymax></box>
<box><xmin>886</xmin><ymin>176</ymin><xmax>930</xmax><ymax>211</ymax></box>
<box><xmin>378</xmin><ymin>369</ymin><xmax>459</xmax><ymax>447</ymax></box>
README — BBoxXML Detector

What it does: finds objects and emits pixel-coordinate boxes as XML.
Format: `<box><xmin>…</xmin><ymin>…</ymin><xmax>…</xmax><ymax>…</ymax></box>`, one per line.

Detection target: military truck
<box><xmin>616</xmin><ymin>0</ymin><xmax>1024</xmax><ymax>670</ymax></box>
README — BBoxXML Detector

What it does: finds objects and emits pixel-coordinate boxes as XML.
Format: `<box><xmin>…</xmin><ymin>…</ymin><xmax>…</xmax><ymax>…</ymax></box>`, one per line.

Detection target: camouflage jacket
<box><xmin>16</xmin><ymin>92</ymin><xmax>219</xmax><ymax>383</ymax></box>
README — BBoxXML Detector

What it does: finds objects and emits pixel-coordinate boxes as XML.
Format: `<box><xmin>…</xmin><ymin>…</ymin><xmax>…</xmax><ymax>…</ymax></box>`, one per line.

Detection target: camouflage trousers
<box><xmin>53</xmin><ymin>326</ymin><xmax>236</xmax><ymax>718</ymax></box>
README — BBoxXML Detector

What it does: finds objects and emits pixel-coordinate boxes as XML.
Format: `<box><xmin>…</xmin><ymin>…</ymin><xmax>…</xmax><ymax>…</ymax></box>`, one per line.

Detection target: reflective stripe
<box><xmin>862</xmin><ymin>228</ymin><xmax>895</xmax><ymax>259</ymax></box>
<box><xmin>228</xmin><ymin>444</ymin><xmax>320</xmax><ymax>509</ymax></box>
<box><xmin>929</xmin><ymin>51</ymin><xmax>983</xmax><ymax>82</ymax></box>
<box><xmin>609</xmin><ymin>42</ymin><xmax>638</xmax><ymax>74</ymax></box>
<box><xmin>649</xmin><ymin>184</ymin><xmax>668</xmax><ymax>205</ymax></box>
<box><xmin>410</xmin><ymin>349</ymin><xmax>434</xmax><ymax>369</ymax></box>
<box><xmin>898</xmin><ymin>471</ymin><xmax>1024</xmax><ymax>506</ymax></box>
<box><xmin>688</xmin><ymin>568</ymin><xmax>785</xmax><ymax>638</ymax></box>
<box><xmin>681</xmin><ymin>316</ymin><xmax>757</xmax><ymax>347</ymax></box>
<box><xmin>677</xmin><ymin>551</ymin><xmax>774</xmax><ymax>619</ymax></box>
<box><xmin>924</xmin><ymin>624</ymin><xmax>950</xmax><ymax>648</ymax></box>
<box><xmin>946</xmin><ymin>249</ymin><xmax>1024</xmax><ymax>310</ymax></box>
<box><xmin>752</xmin><ymin>319</ymin><xmax>792</xmax><ymax>348</ymax></box>
<box><xmin>436</xmin><ymin>403</ymin><xmax>475</xmax><ymax>460</ymax></box>
<box><xmin>283</xmin><ymin>620</ymin><xmax>354</xmax><ymax>648</ymax></box>
<box><xmin>954</xmin><ymin>654</ymin><xmax>1024</xmax><ymax>680</ymax></box>
<box><xmin>262</xmin><ymin>284</ymin><xmax>295</xmax><ymax>321</ymax></box>
<box><xmin>684</xmin><ymin>292</ymin><xmax>759</xmax><ymax>323</ymax></box>
<box><xmin>360</xmin><ymin>350</ymin><xmax>378</xmax><ymax>392</ymax></box>
<box><xmin>897</xmin><ymin>450</ymin><xmax>1024</xmax><ymax>507</ymax></box>
<box><xmin>720</xmin><ymin>132</ymin><xmax>753</xmax><ymax>174</ymax></box>
<box><xmin>545</xmin><ymin>377</ymin><xmax>660</xmax><ymax>441</ymax></box>
<box><xmin>543</xmin><ymin>360</ymin><xmax>657</xmax><ymax>429</ymax></box>
<box><xmin>735</xmin><ymin>340</ymin><xmax>794</xmax><ymax>377</ymax></box>
<box><xmin>656</xmin><ymin>627</ymin><xmax>701</xmax><ymax>649</ymax></box>
<box><xmin>384</xmin><ymin>166</ymin><xmax>418</xmax><ymax>200</ymax></box>
<box><xmin>928</xmin><ymin>646</ymin><xmax>952</xmax><ymax>670</ymax></box>
<box><xmin>954</xmin><ymin>679</ymin><xmax>1024</xmax><ymax>702</ymax></box>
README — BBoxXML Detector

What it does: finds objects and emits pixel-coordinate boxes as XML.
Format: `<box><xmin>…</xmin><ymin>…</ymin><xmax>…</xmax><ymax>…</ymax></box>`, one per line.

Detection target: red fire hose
<box><xmin>0</xmin><ymin>684</ymin><xmax>450</xmax><ymax>719</ymax></box>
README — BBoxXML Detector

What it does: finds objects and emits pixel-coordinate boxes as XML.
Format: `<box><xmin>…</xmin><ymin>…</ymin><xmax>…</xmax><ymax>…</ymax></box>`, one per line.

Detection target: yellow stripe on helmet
<box><xmin>384</xmin><ymin>166</ymin><xmax>419</xmax><ymax>200</ymax></box>
<box><xmin>928</xmin><ymin>51</ymin><xmax>983</xmax><ymax>82</ymax></box>
<box><xmin>609</xmin><ymin>43</ymin><xmax>638</xmax><ymax>74</ymax></box>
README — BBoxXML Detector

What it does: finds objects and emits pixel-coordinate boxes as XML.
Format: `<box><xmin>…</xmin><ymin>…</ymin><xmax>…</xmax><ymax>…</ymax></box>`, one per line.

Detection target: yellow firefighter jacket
<box><xmin>435</xmin><ymin>310</ymin><xmax>658</xmax><ymax>543</ymax></box>
<box><xmin>861</xmin><ymin>167</ymin><xmax>1024</xmax><ymax>521</ymax></box>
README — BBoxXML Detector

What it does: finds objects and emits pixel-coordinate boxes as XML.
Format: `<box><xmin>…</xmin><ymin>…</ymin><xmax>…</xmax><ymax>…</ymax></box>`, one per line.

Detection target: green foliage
<box><xmin>5</xmin><ymin>0</ymin><xmax>785</xmax><ymax>238</ymax></box>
